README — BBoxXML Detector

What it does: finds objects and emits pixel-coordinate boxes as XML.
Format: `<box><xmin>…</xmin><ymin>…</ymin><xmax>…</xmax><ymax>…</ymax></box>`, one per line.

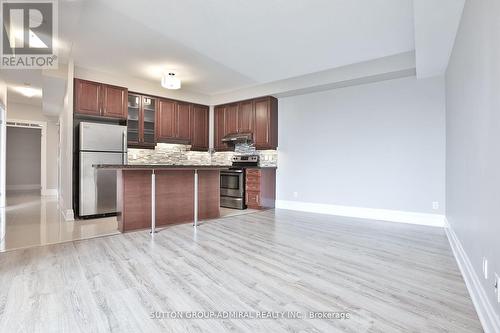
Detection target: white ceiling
<box><xmin>1</xmin><ymin>1</ymin><xmax>465</xmax><ymax>101</ymax></box>
<box><xmin>413</xmin><ymin>0</ymin><xmax>465</xmax><ymax>78</ymax></box>
<box><xmin>0</xmin><ymin>69</ymin><xmax>66</xmax><ymax>115</ymax></box>
<box><xmin>70</xmin><ymin>0</ymin><xmax>417</xmax><ymax>95</ymax></box>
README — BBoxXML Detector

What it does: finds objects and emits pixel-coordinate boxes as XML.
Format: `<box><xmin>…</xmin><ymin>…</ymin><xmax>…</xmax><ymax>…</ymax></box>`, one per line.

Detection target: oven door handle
<box><xmin>221</xmin><ymin>170</ymin><xmax>244</xmax><ymax>175</ymax></box>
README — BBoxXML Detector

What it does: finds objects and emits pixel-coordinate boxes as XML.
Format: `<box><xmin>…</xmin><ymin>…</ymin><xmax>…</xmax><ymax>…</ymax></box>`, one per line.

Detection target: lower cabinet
<box><xmin>245</xmin><ymin>168</ymin><xmax>276</xmax><ymax>209</ymax></box>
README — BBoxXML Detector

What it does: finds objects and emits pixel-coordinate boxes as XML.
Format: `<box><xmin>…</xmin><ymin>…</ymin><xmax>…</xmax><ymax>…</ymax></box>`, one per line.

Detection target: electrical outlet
<box><xmin>293</xmin><ymin>191</ymin><xmax>298</xmax><ymax>199</ymax></box>
<box><xmin>432</xmin><ymin>201</ymin><xmax>439</xmax><ymax>210</ymax></box>
<box><xmin>483</xmin><ymin>257</ymin><xmax>489</xmax><ymax>279</ymax></box>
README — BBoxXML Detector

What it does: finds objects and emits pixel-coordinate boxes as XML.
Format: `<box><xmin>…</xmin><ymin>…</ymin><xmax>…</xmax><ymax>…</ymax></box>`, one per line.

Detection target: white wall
<box><xmin>6</xmin><ymin>102</ymin><xmax>58</xmax><ymax>192</ymax></box>
<box><xmin>59</xmin><ymin>60</ymin><xmax>74</xmax><ymax>220</ymax></box>
<box><xmin>277</xmin><ymin>76</ymin><xmax>446</xmax><ymax>217</ymax></box>
<box><xmin>6</xmin><ymin>127</ymin><xmax>41</xmax><ymax>190</ymax></box>
<box><xmin>445</xmin><ymin>0</ymin><xmax>500</xmax><ymax>329</ymax></box>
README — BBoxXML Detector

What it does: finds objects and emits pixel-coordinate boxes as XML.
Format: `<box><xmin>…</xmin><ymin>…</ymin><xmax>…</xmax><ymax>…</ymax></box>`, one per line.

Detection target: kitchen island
<box><xmin>94</xmin><ymin>165</ymin><xmax>229</xmax><ymax>232</ymax></box>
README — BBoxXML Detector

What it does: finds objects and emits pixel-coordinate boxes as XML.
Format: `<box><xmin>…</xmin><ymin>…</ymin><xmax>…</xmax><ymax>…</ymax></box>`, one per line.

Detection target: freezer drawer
<box><xmin>79</xmin><ymin>152</ymin><xmax>126</xmax><ymax>217</ymax></box>
<box><xmin>80</xmin><ymin>122</ymin><xmax>127</xmax><ymax>152</ymax></box>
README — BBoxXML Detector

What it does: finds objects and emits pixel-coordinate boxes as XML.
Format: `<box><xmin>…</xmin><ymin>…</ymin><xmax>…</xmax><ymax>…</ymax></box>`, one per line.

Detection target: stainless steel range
<box><xmin>220</xmin><ymin>155</ymin><xmax>259</xmax><ymax>210</ymax></box>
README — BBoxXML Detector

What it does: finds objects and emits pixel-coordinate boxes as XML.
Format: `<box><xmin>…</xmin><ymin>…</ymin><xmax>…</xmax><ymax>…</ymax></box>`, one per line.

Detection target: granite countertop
<box><xmin>94</xmin><ymin>164</ymin><xmax>277</xmax><ymax>170</ymax></box>
<box><xmin>243</xmin><ymin>166</ymin><xmax>278</xmax><ymax>169</ymax></box>
<box><xmin>94</xmin><ymin>164</ymin><xmax>231</xmax><ymax>170</ymax></box>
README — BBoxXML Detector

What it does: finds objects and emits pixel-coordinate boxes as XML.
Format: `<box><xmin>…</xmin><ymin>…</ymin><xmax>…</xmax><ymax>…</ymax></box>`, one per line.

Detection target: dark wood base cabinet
<box><xmin>117</xmin><ymin>169</ymin><xmax>220</xmax><ymax>232</ymax></box>
<box><xmin>245</xmin><ymin>168</ymin><xmax>276</xmax><ymax>209</ymax></box>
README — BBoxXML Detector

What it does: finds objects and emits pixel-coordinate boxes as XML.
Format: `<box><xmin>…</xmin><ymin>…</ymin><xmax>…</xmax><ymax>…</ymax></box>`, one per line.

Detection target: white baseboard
<box><xmin>445</xmin><ymin>218</ymin><xmax>500</xmax><ymax>333</ymax></box>
<box><xmin>275</xmin><ymin>200</ymin><xmax>445</xmax><ymax>227</ymax></box>
<box><xmin>42</xmin><ymin>188</ymin><xmax>58</xmax><ymax>196</ymax></box>
<box><xmin>6</xmin><ymin>184</ymin><xmax>41</xmax><ymax>191</ymax></box>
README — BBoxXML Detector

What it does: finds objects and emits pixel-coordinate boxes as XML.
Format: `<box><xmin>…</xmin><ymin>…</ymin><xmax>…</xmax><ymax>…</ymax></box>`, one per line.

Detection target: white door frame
<box><xmin>0</xmin><ymin>104</ymin><xmax>5</xmax><ymax>208</ymax></box>
<box><xmin>6</xmin><ymin>119</ymin><xmax>48</xmax><ymax>196</ymax></box>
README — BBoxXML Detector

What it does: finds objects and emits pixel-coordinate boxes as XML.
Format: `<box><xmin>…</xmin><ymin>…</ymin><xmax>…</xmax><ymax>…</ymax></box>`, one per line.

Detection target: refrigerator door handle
<box><xmin>94</xmin><ymin>167</ymin><xmax>98</xmax><ymax>212</ymax></box>
<box><xmin>122</xmin><ymin>130</ymin><xmax>127</xmax><ymax>164</ymax></box>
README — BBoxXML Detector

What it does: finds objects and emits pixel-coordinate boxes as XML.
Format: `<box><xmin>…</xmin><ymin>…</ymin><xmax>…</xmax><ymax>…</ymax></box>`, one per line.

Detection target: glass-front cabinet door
<box><xmin>142</xmin><ymin>96</ymin><xmax>155</xmax><ymax>146</ymax></box>
<box><xmin>127</xmin><ymin>94</ymin><xmax>140</xmax><ymax>146</ymax></box>
<box><xmin>127</xmin><ymin>93</ymin><xmax>156</xmax><ymax>148</ymax></box>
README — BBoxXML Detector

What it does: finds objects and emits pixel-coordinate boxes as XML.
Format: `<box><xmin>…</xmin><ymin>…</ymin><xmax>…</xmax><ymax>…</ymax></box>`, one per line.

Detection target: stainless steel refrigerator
<box><xmin>79</xmin><ymin>122</ymin><xmax>127</xmax><ymax>217</ymax></box>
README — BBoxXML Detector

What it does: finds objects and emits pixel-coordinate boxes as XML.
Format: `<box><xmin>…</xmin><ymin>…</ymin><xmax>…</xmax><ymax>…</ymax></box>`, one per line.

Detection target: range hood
<box><xmin>222</xmin><ymin>132</ymin><xmax>253</xmax><ymax>143</ymax></box>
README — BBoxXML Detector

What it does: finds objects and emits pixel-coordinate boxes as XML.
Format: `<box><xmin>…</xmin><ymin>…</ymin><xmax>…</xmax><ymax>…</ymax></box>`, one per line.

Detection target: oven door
<box><xmin>220</xmin><ymin>170</ymin><xmax>244</xmax><ymax>198</ymax></box>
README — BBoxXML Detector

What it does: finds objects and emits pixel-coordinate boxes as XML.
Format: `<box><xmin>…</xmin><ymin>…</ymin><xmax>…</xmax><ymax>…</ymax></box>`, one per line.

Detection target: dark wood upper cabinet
<box><xmin>226</xmin><ymin>103</ymin><xmax>239</xmax><ymax>135</ymax></box>
<box><xmin>176</xmin><ymin>102</ymin><xmax>191</xmax><ymax>142</ymax></box>
<box><xmin>214</xmin><ymin>105</ymin><xmax>230</xmax><ymax>151</ymax></box>
<box><xmin>190</xmin><ymin>105</ymin><xmax>209</xmax><ymax>151</ymax></box>
<box><xmin>127</xmin><ymin>93</ymin><xmax>156</xmax><ymax>149</ymax></box>
<box><xmin>238</xmin><ymin>100</ymin><xmax>254</xmax><ymax>133</ymax></box>
<box><xmin>157</xmin><ymin>99</ymin><xmax>176</xmax><ymax>141</ymax></box>
<box><xmin>102</xmin><ymin>85</ymin><xmax>127</xmax><ymax>119</ymax></box>
<box><xmin>253</xmin><ymin>97</ymin><xmax>278</xmax><ymax>150</ymax></box>
<box><xmin>74</xmin><ymin>79</ymin><xmax>101</xmax><ymax>116</ymax></box>
<box><xmin>214</xmin><ymin>96</ymin><xmax>278</xmax><ymax>151</ymax></box>
<box><xmin>74</xmin><ymin>79</ymin><xmax>127</xmax><ymax>119</ymax></box>
<box><xmin>157</xmin><ymin>99</ymin><xmax>204</xmax><ymax>145</ymax></box>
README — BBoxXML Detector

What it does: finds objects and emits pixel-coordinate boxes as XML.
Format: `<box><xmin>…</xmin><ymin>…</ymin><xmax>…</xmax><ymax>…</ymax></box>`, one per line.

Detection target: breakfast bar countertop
<box><xmin>93</xmin><ymin>164</ymin><xmax>231</xmax><ymax>170</ymax></box>
<box><xmin>94</xmin><ymin>164</ymin><xmax>277</xmax><ymax>170</ymax></box>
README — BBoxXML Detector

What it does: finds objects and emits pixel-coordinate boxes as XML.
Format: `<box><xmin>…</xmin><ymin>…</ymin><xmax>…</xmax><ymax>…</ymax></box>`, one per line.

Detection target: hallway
<box><xmin>0</xmin><ymin>191</ymin><xmax>119</xmax><ymax>252</ymax></box>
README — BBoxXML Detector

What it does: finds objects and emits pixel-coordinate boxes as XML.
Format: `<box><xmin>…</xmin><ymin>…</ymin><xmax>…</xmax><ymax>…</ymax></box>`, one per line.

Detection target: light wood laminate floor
<box><xmin>0</xmin><ymin>209</ymin><xmax>482</xmax><ymax>332</ymax></box>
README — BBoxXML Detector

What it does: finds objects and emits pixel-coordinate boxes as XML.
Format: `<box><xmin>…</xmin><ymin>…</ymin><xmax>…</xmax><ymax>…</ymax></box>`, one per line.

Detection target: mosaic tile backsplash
<box><xmin>128</xmin><ymin>143</ymin><xmax>278</xmax><ymax>167</ymax></box>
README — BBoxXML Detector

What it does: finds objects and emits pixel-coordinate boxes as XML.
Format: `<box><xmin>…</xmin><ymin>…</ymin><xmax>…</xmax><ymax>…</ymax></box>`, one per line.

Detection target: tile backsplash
<box><xmin>128</xmin><ymin>143</ymin><xmax>278</xmax><ymax>167</ymax></box>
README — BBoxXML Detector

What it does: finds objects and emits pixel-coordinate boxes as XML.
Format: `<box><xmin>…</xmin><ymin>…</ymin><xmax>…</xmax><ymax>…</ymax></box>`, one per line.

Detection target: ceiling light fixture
<box><xmin>12</xmin><ymin>84</ymin><xmax>42</xmax><ymax>98</ymax></box>
<box><xmin>161</xmin><ymin>72</ymin><xmax>181</xmax><ymax>90</ymax></box>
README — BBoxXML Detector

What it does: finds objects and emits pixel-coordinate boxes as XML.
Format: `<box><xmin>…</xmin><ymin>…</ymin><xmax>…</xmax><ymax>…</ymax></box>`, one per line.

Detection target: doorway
<box><xmin>5</xmin><ymin>120</ymin><xmax>47</xmax><ymax>197</ymax></box>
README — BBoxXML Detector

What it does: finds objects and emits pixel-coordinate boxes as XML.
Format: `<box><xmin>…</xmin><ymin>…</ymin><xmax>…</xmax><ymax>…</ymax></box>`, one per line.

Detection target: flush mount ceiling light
<box><xmin>161</xmin><ymin>72</ymin><xmax>181</xmax><ymax>90</ymax></box>
<box><xmin>12</xmin><ymin>84</ymin><xmax>42</xmax><ymax>98</ymax></box>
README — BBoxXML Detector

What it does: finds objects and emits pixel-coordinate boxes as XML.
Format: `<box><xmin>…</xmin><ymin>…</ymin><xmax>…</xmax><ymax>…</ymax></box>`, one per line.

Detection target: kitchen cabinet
<box><xmin>253</xmin><ymin>97</ymin><xmax>278</xmax><ymax>150</ymax></box>
<box><xmin>190</xmin><ymin>104</ymin><xmax>209</xmax><ymax>151</ymax></box>
<box><xmin>237</xmin><ymin>99</ymin><xmax>254</xmax><ymax>133</ymax></box>
<box><xmin>245</xmin><ymin>168</ymin><xmax>276</xmax><ymax>209</ymax></box>
<box><xmin>156</xmin><ymin>99</ymin><xmax>194</xmax><ymax>144</ymax></box>
<box><xmin>214</xmin><ymin>105</ymin><xmax>232</xmax><ymax>151</ymax></box>
<box><xmin>157</xmin><ymin>99</ymin><xmax>176</xmax><ymax>141</ymax></box>
<box><xmin>127</xmin><ymin>93</ymin><xmax>156</xmax><ymax>149</ymax></box>
<box><xmin>176</xmin><ymin>102</ymin><xmax>191</xmax><ymax>142</ymax></box>
<box><xmin>226</xmin><ymin>103</ymin><xmax>239</xmax><ymax>135</ymax></box>
<box><xmin>101</xmin><ymin>85</ymin><xmax>128</xmax><ymax>119</ymax></box>
<box><xmin>214</xmin><ymin>96</ymin><xmax>278</xmax><ymax>151</ymax></box>
<box><xmin>74</xmin><ymin>78</ymin><xmax>127</xmax><ymax>120</ymax></box>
